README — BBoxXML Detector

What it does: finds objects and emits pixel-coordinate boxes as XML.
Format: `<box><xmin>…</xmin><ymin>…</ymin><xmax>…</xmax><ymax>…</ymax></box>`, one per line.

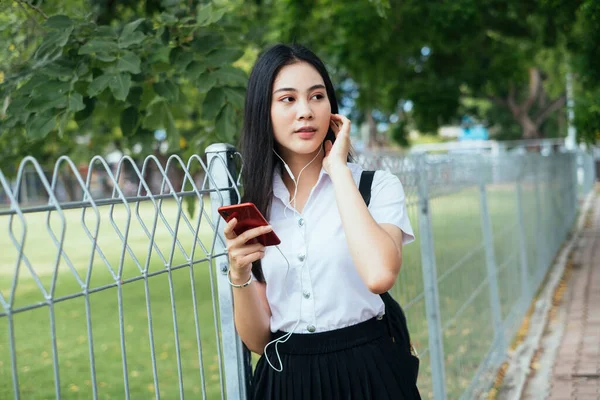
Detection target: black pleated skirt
<box><xmin>251</xmin><ymin>317</ymin><xmax>421</xmax><ymax>400</ymax></box>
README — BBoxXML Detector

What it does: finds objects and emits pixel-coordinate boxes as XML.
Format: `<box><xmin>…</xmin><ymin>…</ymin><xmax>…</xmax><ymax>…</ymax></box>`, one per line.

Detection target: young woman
<box><xmin>223</xmin><ymin>43</ymin><xmax>421</xmax><ymax>399</ymax></box>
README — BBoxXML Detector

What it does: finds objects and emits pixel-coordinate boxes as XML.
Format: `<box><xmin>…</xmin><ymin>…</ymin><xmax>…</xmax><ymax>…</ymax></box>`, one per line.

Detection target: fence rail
<box><xmin>0</xmin><ymin>144</ymin><xmax>596</xmax><ymax>399</ymax></box>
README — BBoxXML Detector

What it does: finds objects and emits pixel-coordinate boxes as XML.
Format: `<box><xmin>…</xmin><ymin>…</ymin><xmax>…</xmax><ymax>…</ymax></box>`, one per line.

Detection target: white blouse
<box><xmin>261</xmin><ymin>162</ymin><xmax>415</xmax><ymax>334</ymax></box>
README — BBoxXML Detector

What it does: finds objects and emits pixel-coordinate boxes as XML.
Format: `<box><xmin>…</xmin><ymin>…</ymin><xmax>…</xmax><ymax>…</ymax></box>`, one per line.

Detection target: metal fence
<box><xmin>579</xmin><ymin>150</ymin><xmax>597</xmax><ymax>198</ymax></box>
<box><xmin>0</xmin><ymin>143</ymin><xmax>595</xmax><ymax>399</ymax></box>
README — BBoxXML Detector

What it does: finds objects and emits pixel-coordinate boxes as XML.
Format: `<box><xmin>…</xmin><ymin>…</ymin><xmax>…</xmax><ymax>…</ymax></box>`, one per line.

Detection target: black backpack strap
<box><xmin>359</xmin><ymin>170</ymin><xmax>375</xmax><ymax>207</ymax></box>
<box><xmin>360</xmin><ymin>169</ymin><xmax>420</xmax><ymax>381</ymax></box>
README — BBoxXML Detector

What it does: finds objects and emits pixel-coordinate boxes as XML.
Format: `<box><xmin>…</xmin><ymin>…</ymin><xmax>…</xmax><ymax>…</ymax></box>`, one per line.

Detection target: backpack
<box><xmin>359</xmin><ymin>170</ymin><xmax>420</xmax><ymax>384</ymax></box>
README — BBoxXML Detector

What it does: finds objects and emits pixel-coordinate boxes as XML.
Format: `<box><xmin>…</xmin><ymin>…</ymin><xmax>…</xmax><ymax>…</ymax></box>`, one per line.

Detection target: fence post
<box><xmin>514</xmin><ymin>161</ymin><xmax>531</xmax><ymax>303</ymax></box>
<box><xmin>569</xmin><ymin>150</ymin><xmax>593</xmax><ymax>216</ymax></box>
<box><xmin>416</xmin><ymin>154</ymin><xmax>447</xmax><ymax>400</ymax></box>
<box><xmin>206</xmin><ymin>143</ymin><xmax>249</xmax><ymax>400</ymax></box>
<box><xmin>532</xmin><ymin>157</ymin><xmax>544</xmax><ymax>286</ymax></box>
<box><xmin>478</xmin><ymin>157</ymin><xmax>506</xmax><ymax>354</ymax></box>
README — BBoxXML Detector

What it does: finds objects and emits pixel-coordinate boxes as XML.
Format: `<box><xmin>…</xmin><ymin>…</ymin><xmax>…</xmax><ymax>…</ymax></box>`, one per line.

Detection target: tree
<box><xmin>0</xmin><ymin>0</ymin><xmax>248</xmax><ymax>174</ymax></box>
<box><xmin>256</xmin><ymin>0</ymin><xmax>588</xmax><ymax>144</ymax></box>
<box><xmin>570</xmin><ymin>0</ymin><xmax>600</xmax><ymax>145</ymax></box>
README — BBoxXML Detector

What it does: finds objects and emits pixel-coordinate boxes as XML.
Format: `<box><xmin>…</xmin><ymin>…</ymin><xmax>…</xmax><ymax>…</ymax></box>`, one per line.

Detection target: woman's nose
<box><xmin>297</xmin><ymin>100</ymin><xmax>314</xmax><ymax>120</ymax></box>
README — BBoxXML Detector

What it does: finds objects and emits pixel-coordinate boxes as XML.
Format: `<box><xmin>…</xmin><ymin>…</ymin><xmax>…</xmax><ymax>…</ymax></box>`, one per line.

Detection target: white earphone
<box><xmin>262</xmin><ymin>147</ymin><xmax>323</xmax><ymax>372</ymax></box>
<box><xmin>272</xmin><ymin>147</ymin><xmax>322</xmax><ymax>217</ymax></box>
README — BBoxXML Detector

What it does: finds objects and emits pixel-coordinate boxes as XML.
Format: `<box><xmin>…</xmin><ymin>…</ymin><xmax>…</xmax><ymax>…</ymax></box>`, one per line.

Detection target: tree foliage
<box><xmin>1</xmin><ymin>0</ymin><xmax>598</xmax><ymax>167</ymax></box>
<box><xmin>0</xmin><ymin>0</ymin><xmax>248</xmax><ymax>173</ymax></box>
<box><xmin>570</xmin><ymin>0</ymin><xmax>600</xmax><ymax>144</ymax></box>
<box><xmin>257</xmin><ymin>0</ymin><xmax>594</xmax><ymax>144</ymax></box>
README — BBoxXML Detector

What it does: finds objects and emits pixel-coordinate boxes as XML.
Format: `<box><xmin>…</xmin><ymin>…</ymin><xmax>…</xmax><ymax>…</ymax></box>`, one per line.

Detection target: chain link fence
<box><xmin>0</xmin><ymin>143</ymin><xmax>596</xmax><ymax>399</ymax></box>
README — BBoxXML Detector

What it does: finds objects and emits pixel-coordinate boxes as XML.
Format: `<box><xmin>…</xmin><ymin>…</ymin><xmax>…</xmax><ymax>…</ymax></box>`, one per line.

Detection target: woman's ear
<box><xmin>324</xmin><ymin>128</ymin><xmax>336</xmax><ymax>144</ymax></box>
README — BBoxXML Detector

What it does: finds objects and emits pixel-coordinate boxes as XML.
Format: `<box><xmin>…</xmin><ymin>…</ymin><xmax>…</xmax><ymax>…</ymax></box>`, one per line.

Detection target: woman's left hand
<box><xmin>323</xmin><ymin>114</ymin><xmax>351</xmax><ymax>176</ymax></box>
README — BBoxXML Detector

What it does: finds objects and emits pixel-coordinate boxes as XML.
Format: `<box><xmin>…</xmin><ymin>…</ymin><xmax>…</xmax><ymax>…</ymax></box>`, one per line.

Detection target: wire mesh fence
<box><xmin>0</xmin><ymin>147</ymin><xmax>245</xmax><ymax>400</ymax></box>
<box><xmin>0</xmin><ymin>144</ymin><xmax>594</xmax><ymax>399</ymax></box>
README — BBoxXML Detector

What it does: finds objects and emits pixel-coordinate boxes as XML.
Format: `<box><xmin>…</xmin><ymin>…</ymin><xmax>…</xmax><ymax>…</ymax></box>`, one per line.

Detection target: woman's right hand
<box><xmin>223</xmin><ymin>218</ymin><xmax>272</xmax><ymax>284</ymax></box>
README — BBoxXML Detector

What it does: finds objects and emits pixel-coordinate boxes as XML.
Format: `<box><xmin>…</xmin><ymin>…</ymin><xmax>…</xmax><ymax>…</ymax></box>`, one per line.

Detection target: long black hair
<box><xmin>240</xmin><ymin>43</ymin><xmax>343</xmax><ymax>282</ymax></box>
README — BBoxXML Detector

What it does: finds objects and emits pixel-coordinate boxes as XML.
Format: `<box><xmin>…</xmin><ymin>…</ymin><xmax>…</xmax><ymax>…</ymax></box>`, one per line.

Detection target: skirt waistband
<box><xmin>270</xmin><ymin>317</ymin><xmax>388</xmax><ymax>355</ymax></box>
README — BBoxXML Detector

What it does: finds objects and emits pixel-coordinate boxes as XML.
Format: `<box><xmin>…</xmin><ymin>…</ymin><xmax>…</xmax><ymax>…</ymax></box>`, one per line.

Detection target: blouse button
<box><xmin>298</xmin><ymin>253</ymin><xmax>306</xmax><ymax>262</ymax></box>
<box><xmin>298</xmin><ymin>217</ymin><xmax>305</xmax><ymax>227</ymax></box>
<box><xmin>306</xmin><ymin>324</ymin><xmax>316</xmax><ymax>333</ymax></box>
<box><xmin>302</xmin><ymin>290</ymin><xmax>311</xmax><ymax>299</ymax></box>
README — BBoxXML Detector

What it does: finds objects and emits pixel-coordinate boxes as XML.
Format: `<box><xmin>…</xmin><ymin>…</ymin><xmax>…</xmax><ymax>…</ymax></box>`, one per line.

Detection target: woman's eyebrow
<box><xmin>273</xmin><ymin>84</ymin><xmax>326</xmax><ymax>94</ymax></box>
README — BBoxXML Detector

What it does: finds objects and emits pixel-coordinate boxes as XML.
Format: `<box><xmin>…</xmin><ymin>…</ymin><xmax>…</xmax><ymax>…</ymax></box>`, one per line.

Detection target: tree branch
<box><xmin>16</xmin><ymin>0</ymin><xmax>48</xmax><ymax>20</ymax></box>
<box><xmin>15</xmin><ymin>0</ymin><xmax>44</xmax><ymax>32</ymax></box>
<box><xmin>534</xmin><ymin>94</ymin><xmax>566</xmax><ymax>127</ymax></box>
<box><xmin>507</xmin><ymin>82</ymin><xmax>520</xmax><ymax>118</ymax></box>
<box><xmin>522</xmin><ymin>68</ymin><xmax>541</xmax><ymax>114</ymax></box>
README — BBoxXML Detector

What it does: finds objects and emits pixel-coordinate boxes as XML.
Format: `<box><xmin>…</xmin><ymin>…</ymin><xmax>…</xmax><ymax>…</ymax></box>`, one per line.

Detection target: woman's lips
<box><xmin>296</xmin><ymin>130</ymin><xmax>316</xmax><ymax>139</ymax></box>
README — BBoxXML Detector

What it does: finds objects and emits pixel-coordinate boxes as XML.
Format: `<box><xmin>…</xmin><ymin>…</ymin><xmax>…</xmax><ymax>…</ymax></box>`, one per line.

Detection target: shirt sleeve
<box><xmin>368</xmin><ymin>170</ymin><xmax>415</xmax><ymax>245</ymax></box>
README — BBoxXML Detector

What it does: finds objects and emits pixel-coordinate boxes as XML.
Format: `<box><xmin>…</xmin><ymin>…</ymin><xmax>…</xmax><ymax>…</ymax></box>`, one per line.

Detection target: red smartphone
<box><xmin>217</xmin><ymin>202</ymin><xmax>281</xmax><ymax>246</ymax></box>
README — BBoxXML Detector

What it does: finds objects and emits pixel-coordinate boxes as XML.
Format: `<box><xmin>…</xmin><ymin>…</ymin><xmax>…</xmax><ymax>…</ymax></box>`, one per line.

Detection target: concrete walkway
<box><xmin>522</xmin><ymin>192</ymin><xmax>600</xmax><ymax>400</ymax></box>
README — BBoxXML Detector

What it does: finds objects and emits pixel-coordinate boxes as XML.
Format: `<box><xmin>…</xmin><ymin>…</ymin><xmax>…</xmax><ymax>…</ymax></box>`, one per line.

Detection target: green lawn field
<box><xmin>0</xmin><ymin>181</ymin><xmax>567</xmax><ymax>399</ymax></box>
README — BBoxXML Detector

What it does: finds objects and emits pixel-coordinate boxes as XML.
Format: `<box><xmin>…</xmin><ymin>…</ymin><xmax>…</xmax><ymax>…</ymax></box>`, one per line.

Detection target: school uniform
<box><xmin>251</xmin><ymin>162</ymin><xmax>421</xmax><ymax>400</ymax></box>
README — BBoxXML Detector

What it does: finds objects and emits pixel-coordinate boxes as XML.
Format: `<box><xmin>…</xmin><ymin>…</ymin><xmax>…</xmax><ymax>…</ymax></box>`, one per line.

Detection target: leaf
<box><xmin>74</xmin><ymin>97</ymin><xmax>96</xmax><ymax>122</ymax></box>
<box><xmin>142</xmin><ymin>99</ymin><xmax>165</xmax><ymax>130</ymax></box>
<box><xmin>44</xmin><ymin>15</ymin><xmax>73</xmax><ymax>30</ymax></box>
<box><xmin>78</xmin><ymin>40</ymin><xmax>119</xmax><ymax>55</ymax></box>
<box><xmin>68</xmin><ymin>92</ymin><xmax>85</xmax><ymax>112</ymax></box>
<box><xmin>160</xmin><ymin>12</ymin><xmax>178</xmax><ymax>26</ymax></box>
<box><xmin>17</xmin><ymin>75</ymin><xmax>47</xmax><ymax>94</ymax></box>
<box><xmin>120</xmin><ymin>18</ymin><xmax>145</xmax><ymax>41</ymax></box>
<box><xmin>186</xmin><ymin>61</ymin><xmax>207</xmax><ymax>79</ymax></box>
<box><xmin>26</xmin><ymin>114</ymin><xmax>56</xmax><ymax>140</ymax></box>
<box><xmin>120</xmin><ymin>107</ymin><xmax>139</xmax><ymax>136</ymax></box>
<box><xmin>202</xmin><ymin>87</ymin><xmax>226</xmax><ymax>121</ymax></box>
<box><xmin>96</xmin><ymin>53</ymin><xmax>117</xmax><ymax>62</ymax></box>
<box><xmin>164</xmin><ymin>106</ymin><xmax>179</xmax><ymax>151</ymax></box>
<box><xmin>35</xmin><ymin>29</ymin><xmax>72</xmax><ymax>60</ymax></box>
<box><xmin>196</xmin><ymin>4</ymin><xmax>214</xmax><ymax>26</ymax></box>
<box><xmin>212</xmin><ymin>66</ymin><xmax>247</xmax><ymax>87</ymax></box>
<box><xmin>216</xmin><ymin>104</ymin><xmax>237</xmax><ymax>141</ymax></box>
<box><xmin>185</xmin><ymin>196</ymin><xmax>196</xmax><ymax>219</ymax></box>
<box><xmin>153</xmin><ymin>81</ymin><xmax>178</xmax><ymax>102</ymax></box>
<box><xmin>42</xmin><ymin>63</ymin><xmax>74</xmax><ymax>79</ymax></box>
<box><xmin>223</xmin><ymin>87</ymin><xmax>245</xmax><ymax>109</ymax></box>
<box><xmin>197</xmin><ymin>71</ymin><xmax>217</xmax><ymax>93</ymax></box>
<box><xmin>119</xmin><ymin>31</ymin><xmax>145</xmax><ymax>48</ymax></box>
<box><xmin>197</xmin><ymin>4</ymin><xmax>226</xmax><ymax>27</ymax></box>
<box><xmin>159</xmin><ymin>27</ymin><xmax>170</xmax><ymax>45</ymax></box>
<box><xmin>117</xmin><ymin>51</ymin><xmax>141</xmax><ymax>74</ymax></box>
<box><xmin>58</xmin><ymin>111</ymin><xmax>70</xmax><ymax>137</ymax></box>
<box><xmin>76</xmin><ymin>63</ymin><xmax>90</xmax><ymax>77</ymax></box>
<box><xmin>191</xmin><ymin>32</ymin><xmax>224</xmax><ymax>55</ymax></box>
<box><xmin>6</xmin><ymin>97</ymin><xmax>31</xmax><ymax>115</ymax></box>
<box><xmin>87</xmin><ymin>74</ymin><xmax>112</xmax><ymax>96</ymax></box>
<box><xmin>169</xmin><ymin>48</ymin><xmax>194</xmax><ymax>71</ymax></box>
<box><xmin>205</xmin><ymin>48</ymin><xmax>244</xmax><ymax>68</ymax></box>
<box><xmin>95</xmin><ymin>26</ymin><xmax>117</xmax><ymax>38</ymax></box>
<box><xmin>150</xmin><ymin>45</ymin><xmax>171</xmax><ymax>64</ymax></box>
<box><xmin>148</xmin><ymin>42</ymin><xmax>171</xmax><ymax>63</ymax></box>
<box><xmin>109</xmin><ymin>74</ymin><xmax>132</xmax><ymax>101</ymax></box>
<box><xmin>51</xmin><ymin>29</ymin><xmax>72</xmax><ymax>48</ymax></box>
<box><xmin>32</xmin><ymin>81</ymin><xmax>71</xmax><ymax>97</ymax></box>
<box><xmin>27</xmin><ymin>94</ymin><xmax>68</xmax><ymax>113</ymax></box>
<box><xmin>127</xmin><ymin>86</ymin><xmax>143</xmax><ymax>107</ymax></box>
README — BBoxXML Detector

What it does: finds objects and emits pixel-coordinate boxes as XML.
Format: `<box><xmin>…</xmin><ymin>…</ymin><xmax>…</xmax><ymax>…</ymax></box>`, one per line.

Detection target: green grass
<box><xmin>1</xmin><ymin>200</ymin><xmax>225</xmax><ymax>399</ymax></box>
<box><xmin>0</xmin><ymin>182</ymin><xmax>570</xmax><ymax>399</ymax></box>
<box><xmin>392</xmin><ymin>182</ymin><xmax>560</xmax><ymax>399</ymax></box>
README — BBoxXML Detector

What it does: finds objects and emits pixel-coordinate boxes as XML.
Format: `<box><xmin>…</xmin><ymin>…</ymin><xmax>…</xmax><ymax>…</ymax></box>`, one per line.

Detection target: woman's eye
<box><xmin>312</xmin><ymin>94</ymin><xmax>325</xmax><ymax>100</ymax></box>
<box><xmin>281</xmin><ymin>96</ymin><xmax>295</xmax><ymax>103</ymax></box>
